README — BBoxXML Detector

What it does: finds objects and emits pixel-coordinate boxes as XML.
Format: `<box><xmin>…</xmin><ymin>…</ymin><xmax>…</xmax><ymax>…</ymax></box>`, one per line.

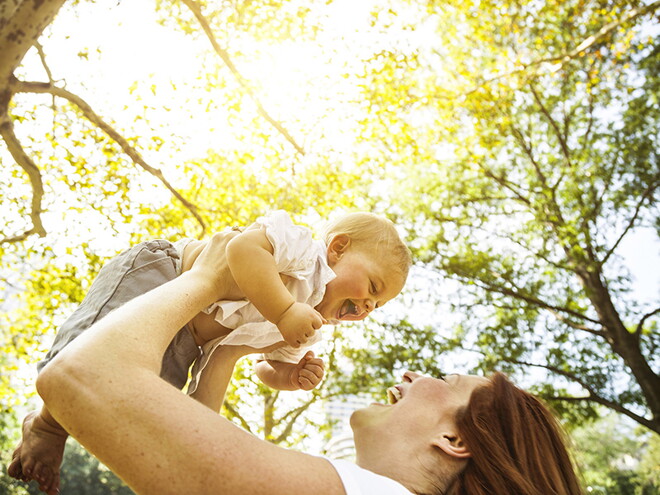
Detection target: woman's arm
<box><xmin>36</xmin><ymin>234</ymin><xmax>345</xmax><ymax>495</ymax></box>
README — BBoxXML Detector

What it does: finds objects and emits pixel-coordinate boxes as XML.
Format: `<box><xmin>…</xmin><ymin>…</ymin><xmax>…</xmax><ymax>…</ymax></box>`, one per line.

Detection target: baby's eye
<box><xmin>370</xmin><ymin>281</ymin><xmax>377</xmax><ymax>294</ymax></box>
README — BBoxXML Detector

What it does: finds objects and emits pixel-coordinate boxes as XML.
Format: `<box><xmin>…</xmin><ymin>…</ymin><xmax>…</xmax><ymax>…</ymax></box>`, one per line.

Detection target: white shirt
<box><xmin>187</xmin><ymin>211</ymin><xmax>336</xmax><ymax>394</ymax></box>
<box><xmin>327</xmin><ymin>459</ymin><xmax>413</xmax><ymax>494</ymax></box>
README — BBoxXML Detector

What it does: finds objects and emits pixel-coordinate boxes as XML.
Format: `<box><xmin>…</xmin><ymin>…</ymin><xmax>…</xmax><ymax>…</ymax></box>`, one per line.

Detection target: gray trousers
<box><xmin>38</xmin><ymin>240</ymin><xmax>201</xmax><ymax>390</ymax></box>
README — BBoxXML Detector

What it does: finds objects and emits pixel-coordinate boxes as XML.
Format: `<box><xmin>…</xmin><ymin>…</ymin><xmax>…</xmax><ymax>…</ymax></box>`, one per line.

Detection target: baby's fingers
<box><xmin>304</xmin><ymin>357</ymin><xmax>324</xmax><ymax>369</ymax></box>
<box><xmin>302</xmin><ymin>361</ymin><xmax>324</xmax><ymax>379</ymax></box>
<box><xmin>298</xmin><ymin>376</ymin><xmax>315</xmax><ymax>390</ymax></box>
<box><xmin>297</xmin><ymin>369</ymin><xmax>321</xmax><ymax>390</ymax></box>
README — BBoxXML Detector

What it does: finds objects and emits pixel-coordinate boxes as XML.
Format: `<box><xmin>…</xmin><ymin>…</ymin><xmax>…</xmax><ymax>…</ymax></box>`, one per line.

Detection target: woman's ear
<box><xmin>327</xmin><ymin>234</ymin><xmax>351</xmax><ymax>265</ymax></box>
<box><xmin>432</xmin><ymin>433</ymin><xmax>472</xmax><ymax>459</ymax></box>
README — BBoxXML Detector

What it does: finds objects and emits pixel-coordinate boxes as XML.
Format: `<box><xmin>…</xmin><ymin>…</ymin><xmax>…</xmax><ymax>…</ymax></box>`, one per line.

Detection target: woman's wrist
<box><xmin>179</xmin><ymin>270</ymin><xmax>222</xmax><ymax>307</ymax></box>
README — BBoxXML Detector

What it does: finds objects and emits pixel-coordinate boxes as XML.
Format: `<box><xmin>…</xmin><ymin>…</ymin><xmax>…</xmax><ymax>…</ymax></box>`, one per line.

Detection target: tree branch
<box><xmin>476</xmin><ymin>162</ymin><xmax>532</xmax><ymax>206</ymax></box>
<box><xmin>545</xmin><ymin>308</ymin><xmax>604</xmax><ymax>336</ymax></box>
<box><xmin>540</xmin><ymin>1</ymin><xmax>660</xmax><ymax>69</ymax></box>
<box><xmin>34</xmin><ymin>41</ymin><xmax>54</xmax><ymax>84</ymax></box>
<box><xmin>528</xmin><ymin>83</ymin><xmax>573</xmax><ymax>168</ymax></box>
<box><xmin>548</xmin><ymin>394</ymin><xmax>655</xmax><ymax>431</ymax></box>
<box><xmin>528</xmin><ymin>82</ymin><xmax>603</xmax><ymax>266</ymax></box>
<box><xmin>222</xmin><ymin>400</ymin><xmax>253</xmax><ymax>434</ymax></box>
<box><xmin>491</xmin><ymin>298</ymin><xmax>602</xmax><ymax>334</ymax></box>
<box><xmin>180</xmin><ymin>0</ymin><xmax>305</xmax><ymax>158</ymax></box>
<box><xmin>34</xmin><ymin>40</ymin><xmax>58</xmax><ymax>120</ymax></box>
<box><xmin>508</xmin><ymin>123</ymin><xmax>550</xmax><ymax>189</ymax></box>
<box><xmin>13</xmin><ymin>79</ymin><xmax>207</xmax><ymax>237</ymax></box>
<box><xmin>509</xmin><ymin>123</ymin><xmax>557</xmax><ymax>198</ymax></box>
<box><xmin>0</xmin><ymin>0</ymin><xmax>67</xmax><ymax>80</ymax></box>
<box><xmin>515</xmin><ymin>359</ymin><xmax>655</xmax><ymax>431</ymax></box>
<box><xmin>464</xmin><ymin>275</ymin><xmax>602</xmax><ymax>326</ymax></box>
<box><xmin>591</xmin><ymin>146</ymin><xmax>619</xmax><ymax>226</ymax></box>
<box><xmin>0</xmin><ymin>99</ymin><xmax>47</xmax><ymax>244</ymax></box>
<box><xmin>434</xmin><ymin>1</ymin><xmax>660</xmax><ymax>100</ymax></box>
<box><xmin>272</xmin><ymin>396</ymin><xmax>319</xmax><ymax>444</ymax></box>
<box><xmin>636</xmin><ymin>307</ymin><xmax>660</xmax><ymax>337</ymax></box>
<box><xmin>601</xmin><ymin>177</ymin><xmax>659</xmax><ymax>266</ymax></box>
<box><xmin>466</xmin><ymin>223</ymin><xmax>574</xmax><ymax>273</ymax></box>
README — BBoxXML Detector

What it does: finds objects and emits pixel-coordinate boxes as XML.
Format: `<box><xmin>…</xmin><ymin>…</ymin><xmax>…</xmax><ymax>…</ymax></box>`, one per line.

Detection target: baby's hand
<box><xmin>276</xmin><ymin>302</ymin><xmax>326</xmax><ymax>348</ymax></box>
<box><xmin>290</xmin><ymin>351</ymin><xmax>325</xmax><ymax>390</ymax></box>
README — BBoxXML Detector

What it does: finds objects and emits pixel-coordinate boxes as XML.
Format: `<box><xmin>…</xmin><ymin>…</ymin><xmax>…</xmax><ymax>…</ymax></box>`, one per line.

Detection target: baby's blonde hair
<box><xmin>323</xmin><ymin>212</ymin><xmax>412</xmax><ymax>279</ymax></box>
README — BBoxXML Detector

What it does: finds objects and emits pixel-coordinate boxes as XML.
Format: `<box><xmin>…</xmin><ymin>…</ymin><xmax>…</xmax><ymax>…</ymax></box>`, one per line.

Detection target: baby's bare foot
<box><xmin>8</xmin><ymin>410</ymin><xmax>68</xmax><ymax>495</ymax></box>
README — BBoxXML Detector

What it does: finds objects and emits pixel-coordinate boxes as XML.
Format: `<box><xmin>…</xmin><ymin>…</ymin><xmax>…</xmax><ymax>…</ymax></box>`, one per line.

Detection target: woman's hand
<box><xmin>189</xmin><ymin>231</ymin><xmax>241</xmax><ymax>301</ymax></box>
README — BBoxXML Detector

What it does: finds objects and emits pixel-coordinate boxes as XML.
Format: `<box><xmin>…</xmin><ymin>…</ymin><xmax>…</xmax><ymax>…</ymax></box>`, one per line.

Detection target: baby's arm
<box><xmin>226</xmin><ymin>228</ymin><xmax>325</xmax><ymax>347</ymax></box>
<box><xmin>255</xmin><ymin>352</ymin><xmax>325</xmax><ymax>391</ymax></box>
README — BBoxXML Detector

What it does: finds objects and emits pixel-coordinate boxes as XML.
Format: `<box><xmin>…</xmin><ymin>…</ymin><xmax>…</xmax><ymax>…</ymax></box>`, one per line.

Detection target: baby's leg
<box><xmin>8</xmin><ymin>406</ymin><xmax>67</xmax><ymax>495</ymax></box>
<box><xmin>10</xmin><ymin>240</ymin><xmax>188</xmax><ymax>493</ymax></box>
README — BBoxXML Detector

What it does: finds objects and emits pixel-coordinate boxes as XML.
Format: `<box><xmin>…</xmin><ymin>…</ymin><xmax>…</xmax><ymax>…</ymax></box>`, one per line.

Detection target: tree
<box><xmin>1</xmin><ymin>1</ymin><xmax>371</xmax><ymax>489</ymax></box>
<box><xmin>2</xmin><ymin>2</ymin><xmax>658</xmax><ymax>492</ymax></box>
<box><xmin>353</xmin><ymin>0</ymin><xmax>660</xmax><ymax>432</ymax></box>
<box><xmin>571</xmin><ymin>411</ymin><xmax>660</xmax><ymax>494</ymax></box>
<box><xmin>0</xmin><ymin>0</ymin><xmax>367</xmax><ymax>396</ymax></box>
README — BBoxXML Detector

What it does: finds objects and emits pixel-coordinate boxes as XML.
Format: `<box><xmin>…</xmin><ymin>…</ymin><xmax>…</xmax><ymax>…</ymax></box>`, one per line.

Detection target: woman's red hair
<box><xmin>451</xmin><ymin>372</ymin><xmax>582</xmax><ymax>495</ymax></box>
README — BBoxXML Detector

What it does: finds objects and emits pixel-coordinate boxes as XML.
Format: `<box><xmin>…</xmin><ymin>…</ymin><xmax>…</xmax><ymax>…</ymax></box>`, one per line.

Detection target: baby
<box><xmin>9</xmin><ymin>210</ymin><xmax>412</xmax><ymax>495</ymax></box>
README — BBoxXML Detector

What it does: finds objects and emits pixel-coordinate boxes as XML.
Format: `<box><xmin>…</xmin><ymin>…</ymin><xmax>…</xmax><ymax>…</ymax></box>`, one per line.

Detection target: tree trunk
<box><xmin>579</xmin><ymin>267</ymin><xmax>660</xmax><ymax>433</ymax></box>
<box><xmin>0</xmin><ymin>0</ymin><xmax>67</xmax><ymax>84</ymax></box>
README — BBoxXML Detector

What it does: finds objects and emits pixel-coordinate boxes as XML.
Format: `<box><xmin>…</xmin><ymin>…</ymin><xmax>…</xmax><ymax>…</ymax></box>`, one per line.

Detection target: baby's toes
<box><xmin>46</xmin><ymin>472</ymin><xmax>61</xmax><ymax>495</ymax></box>
<box><xmin>21</xmin><ymin>456</ymin><xmax>36</xmax><ymax>479</ymax></box>
<box><xmin>33</xmin><ymin>461</ymin><xmax>49</xmax><ymax>485</ymax></box>
<box><xmin>7</xmin><ymin>457</ymin><xmax>23</xmax><ymax>479</ymax></box>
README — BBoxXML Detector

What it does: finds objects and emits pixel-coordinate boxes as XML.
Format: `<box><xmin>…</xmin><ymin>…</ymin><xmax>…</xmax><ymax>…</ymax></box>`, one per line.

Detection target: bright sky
<box><xmin>12</xmin><ymin>0</ymin><xmax>659</xmax><ymax>351</ymax></box>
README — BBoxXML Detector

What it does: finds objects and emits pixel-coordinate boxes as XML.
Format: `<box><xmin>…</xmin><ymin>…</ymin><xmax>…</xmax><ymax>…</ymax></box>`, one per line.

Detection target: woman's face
<box><xmin>350</xmin><ymin>371</ymin><xmax>489</xmax><ymax>466</ymax></box>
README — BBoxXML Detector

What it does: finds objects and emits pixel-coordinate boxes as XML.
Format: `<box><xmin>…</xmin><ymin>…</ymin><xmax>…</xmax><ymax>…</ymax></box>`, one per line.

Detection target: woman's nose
<box><xmin>403</xmin><ymin>370</ymin><xmax>422</xmax><ymax>382</ymax></box>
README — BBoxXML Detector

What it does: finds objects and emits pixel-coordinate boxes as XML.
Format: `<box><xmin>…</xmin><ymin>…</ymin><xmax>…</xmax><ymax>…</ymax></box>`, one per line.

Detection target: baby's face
<box><xmin>315</xmin><ymin>247</ymin><xmax>404</xmax><ymax>324</ymax></box>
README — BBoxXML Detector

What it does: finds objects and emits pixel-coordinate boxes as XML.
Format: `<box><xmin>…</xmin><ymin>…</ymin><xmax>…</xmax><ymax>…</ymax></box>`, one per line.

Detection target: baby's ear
<box><xmin>327</xmin><ymin>234</ymin><xmax>351</xmax><ymax>263</ymax></box>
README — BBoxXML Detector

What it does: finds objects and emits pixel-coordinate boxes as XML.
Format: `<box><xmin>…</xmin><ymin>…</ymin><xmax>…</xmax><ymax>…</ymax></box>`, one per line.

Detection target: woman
<box><xmin>36</xmin><ymin>232</ymin><xmax>582</xmax><ymax>495</ymax></box>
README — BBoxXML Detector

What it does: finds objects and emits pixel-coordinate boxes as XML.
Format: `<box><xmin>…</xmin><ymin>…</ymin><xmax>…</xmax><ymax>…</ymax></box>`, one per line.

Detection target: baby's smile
<box><xmin>339</xmin><ymin>299</ymin><xmax>360</xmax><ymax>319</ymax></box>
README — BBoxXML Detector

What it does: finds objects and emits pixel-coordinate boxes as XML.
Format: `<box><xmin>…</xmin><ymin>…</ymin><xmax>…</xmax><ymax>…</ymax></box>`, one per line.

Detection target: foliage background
<box><xmin>1</xmin><ymin>0</ymin><xmax>658</xmax><ymax>492</ymax></box>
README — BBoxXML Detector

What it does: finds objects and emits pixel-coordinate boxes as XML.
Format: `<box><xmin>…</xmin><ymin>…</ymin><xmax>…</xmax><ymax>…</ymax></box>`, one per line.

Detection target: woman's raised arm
<box><xmin>36</xmin><ymin>233</ymin><xmax>345</xmax><ymax>495</ymax></box>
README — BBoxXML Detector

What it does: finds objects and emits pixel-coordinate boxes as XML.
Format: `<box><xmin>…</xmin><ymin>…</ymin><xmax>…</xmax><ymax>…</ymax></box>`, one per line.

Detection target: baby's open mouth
<box><xmin>339</xmin><ymin>300</ymin><xmax>359</xmax><ymax>319</ymax></box>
